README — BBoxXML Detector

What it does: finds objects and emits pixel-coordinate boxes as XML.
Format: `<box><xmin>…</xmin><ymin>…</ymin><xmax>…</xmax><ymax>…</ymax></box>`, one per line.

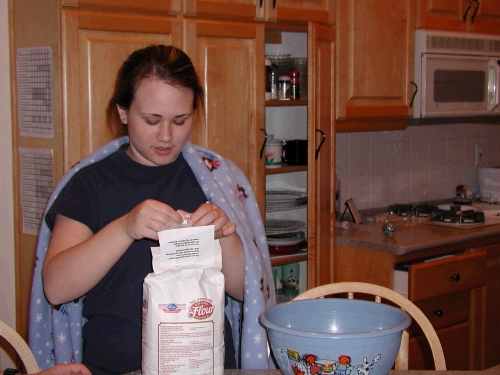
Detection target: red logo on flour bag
<box><xmin>188</xmin><ymin>298</ymin><xmax>215</xmax><ymax>320</ymax></box>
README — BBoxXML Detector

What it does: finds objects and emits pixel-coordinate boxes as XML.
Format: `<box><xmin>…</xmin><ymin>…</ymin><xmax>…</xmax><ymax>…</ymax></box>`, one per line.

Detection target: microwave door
<box><xmin>422</xmin><ymin>54</ymin><xmax>500</xmax><ymax>117</ymax></box>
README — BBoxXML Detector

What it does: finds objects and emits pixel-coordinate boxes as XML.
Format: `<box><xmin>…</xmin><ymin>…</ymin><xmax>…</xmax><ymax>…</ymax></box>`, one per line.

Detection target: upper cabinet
<box><xmin>61</xmin><ymin>9</ymin><xmax>183</xmax><ymax>171</ymax></box>
<box><xmin>417</xmin><ymin>0</ymin><xmax>500</xmax><ymax>34</ymax></box>
<box><xmin>183</xmin><ymin>18</ymin><xmax>266</xmax><ymax>212</ymax></box>
<box><xmin>335</xmin><ymin>0</ymin><xmax>414</xmax><ymax>132</ymax></box>
<box><xmin>258</xmin><ymin>0</ymin><xmax>335</xmax><ymax>25</ymax></box>
<box><xmin>182</xmin><ymin>0</ymin><xmax>334</xmax><ymax>25</ymax></box>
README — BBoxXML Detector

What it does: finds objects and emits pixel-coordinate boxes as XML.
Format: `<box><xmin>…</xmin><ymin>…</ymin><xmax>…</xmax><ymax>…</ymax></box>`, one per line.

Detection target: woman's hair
<box><xmin>108</xmin><ymin>45</ymin><xmax>204</xmax><ymax>137</ymax></box>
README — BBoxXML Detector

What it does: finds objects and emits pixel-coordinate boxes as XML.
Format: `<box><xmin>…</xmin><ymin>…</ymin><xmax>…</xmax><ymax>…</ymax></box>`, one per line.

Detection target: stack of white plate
<box><xmin>266</xmin><ymin>190</ymin><xmax>307</xmax><ymax>212</ymax></box>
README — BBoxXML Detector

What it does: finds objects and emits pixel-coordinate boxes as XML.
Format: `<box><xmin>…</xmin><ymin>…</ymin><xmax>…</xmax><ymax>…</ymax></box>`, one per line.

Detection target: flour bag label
<box><xmin>142</xmin><ymin>225</ymin><xmax>224</xmax><ymax>375</ymax></box>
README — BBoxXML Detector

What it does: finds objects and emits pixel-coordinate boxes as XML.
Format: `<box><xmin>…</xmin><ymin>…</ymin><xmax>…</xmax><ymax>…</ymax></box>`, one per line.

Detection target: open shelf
<box><xmin>270</xmin><ymin>250</ymin><xmax>308</xmax><ymax>266</ymax></box>
<box><xmin>266</xmin><ymin>165</ymin><xmax>307</xmax><ymax>174</ymax></box>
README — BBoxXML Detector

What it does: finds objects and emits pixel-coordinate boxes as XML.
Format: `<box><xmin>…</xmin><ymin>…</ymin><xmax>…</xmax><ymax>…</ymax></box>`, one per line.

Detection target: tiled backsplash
<box><xmin>335</xmin><ymin>124</ymin><xmax>500</xmax><ymax>211</ymax></box>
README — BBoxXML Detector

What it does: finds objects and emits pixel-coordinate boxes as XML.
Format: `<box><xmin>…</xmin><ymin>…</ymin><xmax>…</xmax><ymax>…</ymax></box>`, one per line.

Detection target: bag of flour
<box><xmin>142</xmin><ymin>225</ymin><xmax>225</xmax><ymax>375</ymax></box>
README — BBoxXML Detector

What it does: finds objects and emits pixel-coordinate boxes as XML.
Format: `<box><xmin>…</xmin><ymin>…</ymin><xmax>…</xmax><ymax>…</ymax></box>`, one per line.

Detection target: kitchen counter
<box><xmin>335</xmin><ymin>216</ymin><xmax>500</xmax><ymax>256</ymax></box>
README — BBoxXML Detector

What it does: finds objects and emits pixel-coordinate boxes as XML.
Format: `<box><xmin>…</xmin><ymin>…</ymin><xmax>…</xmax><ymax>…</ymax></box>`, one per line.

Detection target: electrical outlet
<box><xmin>476</xmin><ymin>143</ymin><xmax>484</xmax><ymax>166</ymax></box>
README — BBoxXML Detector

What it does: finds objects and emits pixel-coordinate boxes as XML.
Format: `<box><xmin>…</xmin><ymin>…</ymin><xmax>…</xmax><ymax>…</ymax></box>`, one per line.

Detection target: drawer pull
<box><xmin>451</xmin><ymin>274</ymin><xmax>461</xmax><ymax>282</ymax></box>
<box><xmin>434</xmin><ymin>309</ymin><xmax>444</xmax><ymax>318</ymax></box>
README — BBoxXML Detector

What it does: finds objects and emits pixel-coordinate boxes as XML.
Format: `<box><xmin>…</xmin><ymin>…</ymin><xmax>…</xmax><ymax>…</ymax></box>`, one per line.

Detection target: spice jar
<box><xmin>289</xmin><ymin>70</ymin><xmax>300</xmax><ymax>100</ymax></box>
<box><xmin>278</xmin><ymin>75</ymin><xmax>291</xmax><ymax>100</ymax></box>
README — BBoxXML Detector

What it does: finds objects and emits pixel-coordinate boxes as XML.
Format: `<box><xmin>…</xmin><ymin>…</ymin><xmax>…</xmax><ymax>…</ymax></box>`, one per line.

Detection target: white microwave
<box><xmin>413</xmin><ymin>29</ymin><xmax>500</xmax><ymax>119</ymax></box>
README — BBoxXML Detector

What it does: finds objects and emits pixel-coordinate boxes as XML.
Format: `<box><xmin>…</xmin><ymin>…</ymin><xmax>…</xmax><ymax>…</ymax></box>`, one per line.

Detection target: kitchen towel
<box><xmin>29</xmin><ymin>136</ymin><xmax>276</xmax><ymax>370</ymax></box>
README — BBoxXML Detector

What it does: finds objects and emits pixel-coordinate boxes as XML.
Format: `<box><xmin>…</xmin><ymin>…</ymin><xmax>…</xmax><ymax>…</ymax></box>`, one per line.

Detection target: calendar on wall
<box><xmin>19</xmin><ymin>148</ymin><xmax>53</xmax><ymax>235</ymax></box>
<box><xmin>16</xmin><ymin>46</ymin><xmax>53</xmax><ymax>138</ymax></box>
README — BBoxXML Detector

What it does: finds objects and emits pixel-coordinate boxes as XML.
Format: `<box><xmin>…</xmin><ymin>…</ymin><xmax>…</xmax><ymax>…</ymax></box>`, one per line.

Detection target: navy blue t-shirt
<box><xmin>46</xmin><ymin>145</ymin><xmax>236</xmax><ymax>374</ymax></box>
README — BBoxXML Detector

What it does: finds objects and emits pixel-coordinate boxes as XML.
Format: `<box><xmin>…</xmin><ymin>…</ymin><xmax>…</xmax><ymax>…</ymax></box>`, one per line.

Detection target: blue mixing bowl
<box><xmin>259</xmin><ymin>298</ymin><xmax>411</xmax><ymax>375</ymax></box>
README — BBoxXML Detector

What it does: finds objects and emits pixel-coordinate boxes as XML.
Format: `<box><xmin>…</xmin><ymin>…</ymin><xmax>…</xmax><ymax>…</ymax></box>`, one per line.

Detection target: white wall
<box><xmin>0</xmin><ymin>0</ymin><xmax>17</xmax><ymax>368</ymax></box>
<box><xmin>336</xmin><ymin>124</ymin><xmax>500</xmax><ymax>210</ymax></box>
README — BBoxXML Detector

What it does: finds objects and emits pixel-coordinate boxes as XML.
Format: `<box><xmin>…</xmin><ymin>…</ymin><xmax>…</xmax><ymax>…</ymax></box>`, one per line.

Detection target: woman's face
<box><xmin>117</xmin><ymin>78</ymin><xmax>195</xmax><ymax>167</ymax></box>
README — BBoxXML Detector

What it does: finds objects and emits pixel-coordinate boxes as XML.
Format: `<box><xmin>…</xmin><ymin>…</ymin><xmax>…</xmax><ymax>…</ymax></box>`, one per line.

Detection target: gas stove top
<box><xmin>388</xmin><ymin>203</ymin><xmax>486</xmax><ymax>224</ymax></box>
<box><xmin>388</xmin><ymin>204</ymin><xmax>438</xmax><ymax>218</ymax></box>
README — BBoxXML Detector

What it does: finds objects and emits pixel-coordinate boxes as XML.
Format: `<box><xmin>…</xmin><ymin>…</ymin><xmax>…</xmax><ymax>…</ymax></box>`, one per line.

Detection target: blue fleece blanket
<box><xmin>29</xmin><ymin>137</ymin><xmax>276</xmax><ymax>370</ymax></box>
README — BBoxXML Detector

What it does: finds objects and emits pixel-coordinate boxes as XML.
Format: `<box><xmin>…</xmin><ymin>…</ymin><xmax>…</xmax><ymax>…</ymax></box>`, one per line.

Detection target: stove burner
<box><xmin>388</xmin><ymin>204</ymin><xmax>413</xmax><ymax>216</ymax></box>
<box><xmin>432</xmin><ymin>210</ymin><xmax>485</xmax><ymax>224</ymax></box>
<box><xmin>388</xmin><ymin>204</ymin><xmax>439</xmax><ymax>218</ymax></box>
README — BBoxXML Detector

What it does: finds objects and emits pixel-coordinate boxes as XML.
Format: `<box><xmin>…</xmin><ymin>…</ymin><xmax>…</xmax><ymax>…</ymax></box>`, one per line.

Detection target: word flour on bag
<box><xmin>142</xmin><ymin>225</ymin><xmax>224</xmax><ymax>375</ymax></box>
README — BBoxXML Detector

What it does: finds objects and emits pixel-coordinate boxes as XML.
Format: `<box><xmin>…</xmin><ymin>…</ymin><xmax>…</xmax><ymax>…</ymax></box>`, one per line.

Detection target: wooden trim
<box><xmin>336</xmin><ymin>117</ymin><xmax>409</xmax><ymax>132</ymax></box>
<box><xmin>61</xmin><ymin>0</ymin><xmax>174</xmax><ymax>14</ymax></box>
<box><xmin>193</xmin><ymin>19</ymin><xmax>257</xmax><ymax>38</ymax></box>
<box><xmin>68</xmin><ymin>9</ymin><xmax>174</xmax><ymax>34</ymax></box>
<box><xmin>276</xmin><ymin>7</ymin><xmax>328</xmax><ymax>25</ymax></box>
<box><xmin>192</xmin><ymin>1</ymin><xmax>257</xmax><ymax>20</ymax></box>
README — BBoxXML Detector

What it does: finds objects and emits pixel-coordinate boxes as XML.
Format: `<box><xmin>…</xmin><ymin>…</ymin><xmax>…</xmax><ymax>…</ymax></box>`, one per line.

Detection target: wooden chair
<box><xmin>0</xmin><ymin>320</ymin><xmax>40</xmax><ymax>374</ymax></box>
<box><xmin>293</xmin><ymin>281</ymin><xmax>446</xmax><ymax>371</ymax></box>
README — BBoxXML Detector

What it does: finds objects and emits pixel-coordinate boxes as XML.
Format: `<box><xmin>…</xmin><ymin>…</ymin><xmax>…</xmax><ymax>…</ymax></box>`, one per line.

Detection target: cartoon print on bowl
<box><xmin>276</xmin><ymin>349</ymin><xmax>381</xmax><ymax>375</ymax></box>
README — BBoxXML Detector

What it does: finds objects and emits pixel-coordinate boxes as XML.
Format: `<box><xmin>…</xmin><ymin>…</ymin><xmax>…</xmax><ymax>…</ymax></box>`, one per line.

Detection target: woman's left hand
<box><xmin>179</xmin><ymin>203</ymin><xmax>236</xmax><ymax>239</ymax></box>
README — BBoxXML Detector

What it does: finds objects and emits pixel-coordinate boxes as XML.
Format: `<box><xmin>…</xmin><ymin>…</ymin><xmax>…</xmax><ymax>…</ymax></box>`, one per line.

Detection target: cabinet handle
<box><xmin>409</xmin><ymin>82</ymin><xmax>418</xmax><ymax>108</ymax></box>
<box><xmin>315</xmin><ymin>129</ymin><xmax>326</xmax><ymax>160</ymax></box>
<box><xmin>463</xmin><ymin>0</ymin><xmax>472</xmax><ymax>23</ymax></box>
<box><xmin>260</xmin><ymin>0</ymin><xmax>263</xmax><ymax>8</ymax></box>
<box><xmin>434</xmin><ymin>309</ymin><xmax>444</xmax><ymax>318</ymax></box>
<box><xmin>259</xmin><ymin>128</ymin><xmax>268</xmax><ymax>159</ymax></box>
<box><xmin>471</xmin><ymin>0</ymin><xmax>480</xmax><ymax>23</ymax></box>
<box><xmin>451</xmin><ymin>273</ymin><xmax>461</xmax><ymax>282</ymax></box>
<box><xmin>273</xmin><ymin>0</ymin><xmax>276</xmax><ymax>9</ymax></box>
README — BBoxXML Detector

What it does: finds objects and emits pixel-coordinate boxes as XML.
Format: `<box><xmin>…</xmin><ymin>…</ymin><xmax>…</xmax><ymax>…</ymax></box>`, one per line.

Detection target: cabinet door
<box><xmin>335</xmin><ymin>0</ymin><xmax>413</xmax><ymax>124</ymax></box>
<box><xmin>473</xmin><ymin>244</ymin><xmax>500</xmax><ymax>368</ymax></box>
<box><xmin>61</xmin><ymin>9</ymin><xmax>182</xmax><ymax>170</ymax></box>
<box><xmin>307</xmin><ymin>23</ymin><xmax>335</xmax><ymax>288</ymax></box>
<box><xmin>416</xmin><ymin>0</ymin><xmax>467</xmax><ymax>31</ymax></box>
<box><xmin>183</xmin><ymin>19</ymin><xmax>266</xmax><ymax>213</ymax></box>
<box><xmin>61</xmin><ymin>0</ymin><xmax>181</xmax><ymax>14</ymax></box>
<box><xmin>183</xmin><ymin>0</ymin><xmax>258</xmax><ymax>21</ymax></box>
<box><xmin>262</xmin><ymin>0</ymin><xmax>334</xmax><ymax>25</ymax></box>
<box><xmin>469</xmin><ymin>0</ymin><xmax>500</xmax><ymax>34</ymax></box>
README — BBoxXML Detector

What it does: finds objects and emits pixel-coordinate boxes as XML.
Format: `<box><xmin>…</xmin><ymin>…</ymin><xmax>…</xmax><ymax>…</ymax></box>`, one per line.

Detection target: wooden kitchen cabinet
<box><xmin>335</xmin><ymin>0</ymin><xmax>414</xmax><ymax>132</ymax></box>
<box><xmin>183</xmin><ymin>18</ymin><xmax>266</xmax><ymax>212</ymax></box>
<box><xmin>61</xmin><ymin>9</ymin><xmax>182</xmax><ymax>171</ymax></box>
<box><xmin>417</xmin><ymin>0</ymin><xmax>500</xmax><ymax>34</ymax></box>
<box><xmin>183</xmin><ymin>0</ymin><xmax>334</xmax><ymax>25</ymax></box>
<box><xmin>470</xmin><ymin>243</ymin><xmax>500</xmax><ymax>368</ymax></box>
<box><xmin>333</xmin><ymin>244</ymin><xmax>487</xmax><ymax>370</ymax></box>
<box><xmin>408</xmin><ymin>251</ymin><xmax>487</xmax><ymax>370</ymax></box>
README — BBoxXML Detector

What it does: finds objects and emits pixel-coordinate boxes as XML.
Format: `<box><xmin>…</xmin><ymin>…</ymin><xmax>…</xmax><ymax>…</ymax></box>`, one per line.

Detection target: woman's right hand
<box><xmin>123</xmin><ymin>199</ymin><xmax>184</xmax><ymax>241</ymax></box>
<box><xmin>43</xmin><ymin>199</ymin><xmax>183</xmax><ymax>304</ymax></box>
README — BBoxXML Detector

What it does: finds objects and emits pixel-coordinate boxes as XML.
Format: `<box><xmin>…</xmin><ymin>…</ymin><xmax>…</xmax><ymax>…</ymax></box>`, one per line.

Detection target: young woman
<box><xmin>39</xmin><ymin>45</ymin><xmax>256</xmax><ymax>374</ymax></box>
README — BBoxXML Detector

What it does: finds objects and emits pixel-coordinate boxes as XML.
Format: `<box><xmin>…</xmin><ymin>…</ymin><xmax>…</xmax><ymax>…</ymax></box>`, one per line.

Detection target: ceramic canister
<box><xmin>265</xmin><ymin>135</ymin><xmax>283</xmax><ymax>168</ymax></box>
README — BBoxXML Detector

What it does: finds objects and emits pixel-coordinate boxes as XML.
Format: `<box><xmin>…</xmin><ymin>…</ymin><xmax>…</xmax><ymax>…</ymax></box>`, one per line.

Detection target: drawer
<box><xmin>409</xmin><ymin>290</ymin><xmax>469</xmax><ymax>336</ymax></box>
<box><xmin>408</xmin><ymin>251</ymin><xmax>486</xmax><ymax>301</ymax></box>
<box><xmin>409</xmin><ymin>321</ymin><xmax>469</xmax><ymax>370</ymax></box>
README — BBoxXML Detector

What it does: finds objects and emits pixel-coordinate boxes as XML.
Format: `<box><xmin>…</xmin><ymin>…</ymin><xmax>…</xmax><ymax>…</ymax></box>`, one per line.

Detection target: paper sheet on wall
<box><xmin>16</xmin><ymin>46</ymin><xmax>54</xmax><ymax>138</ymax></box>
<box><xmin>19</xmin><ymin>148</ymin><xmax>53</xmax><ymax>235</ymax></box>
